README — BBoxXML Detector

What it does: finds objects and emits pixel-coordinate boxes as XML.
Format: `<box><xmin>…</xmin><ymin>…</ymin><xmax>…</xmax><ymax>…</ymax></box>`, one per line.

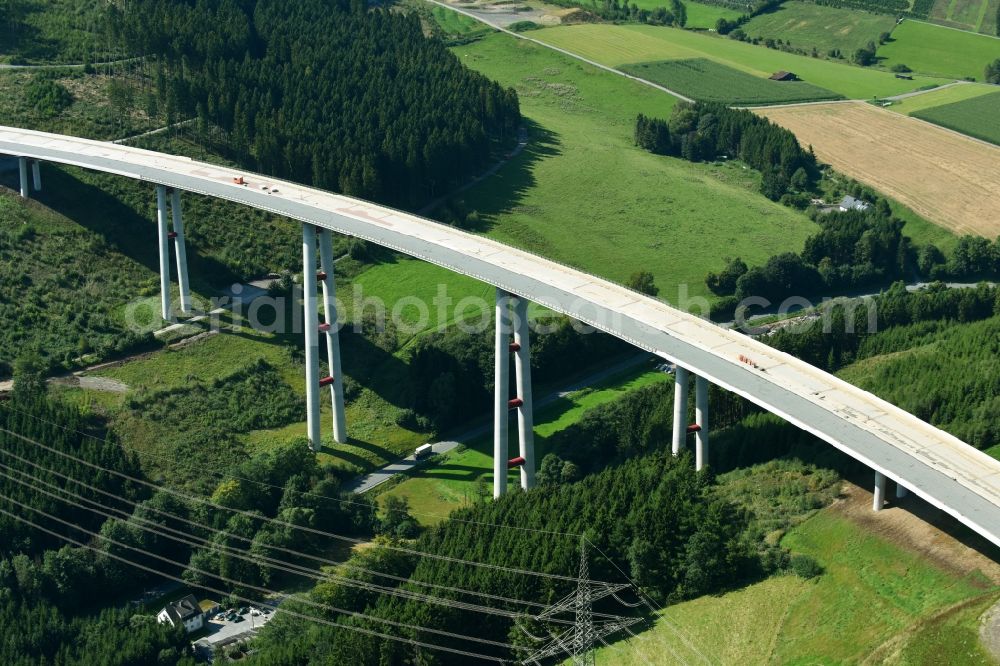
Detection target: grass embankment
<box><xmin>743</xmin><ymin>1</ymin><xmax>897</xmax><ymax>56</ymax></box>
<box><xmin>450</xmin><ymin>32</ymin><xmax>817</xmax><ymax>301</ymax></box>
<box><xmin>878</xmin><ymin>19</ymin><xmax>1000</xmax><ymax>81</ymax></box>
<box><xmin>592</xmin><ymin>508</ymin><xmax>999</xmax><ymax>664</ymax></box>
<box><xmin>530</xmin><ymin>23</ymin><xmax>953</xmax><ymax>99</ymax></box>
<box><xmin>912</xmin><ymin>90</ymin><xmax>1000</xmax><ymax>146</ymax></box>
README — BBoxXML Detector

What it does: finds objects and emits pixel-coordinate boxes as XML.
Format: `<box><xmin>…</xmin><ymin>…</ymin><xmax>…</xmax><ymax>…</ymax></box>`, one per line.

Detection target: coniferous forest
<box><xmin>108</xmin><ymin>0</ymin><xmax>521</xmax><ymax>208</ymax></box>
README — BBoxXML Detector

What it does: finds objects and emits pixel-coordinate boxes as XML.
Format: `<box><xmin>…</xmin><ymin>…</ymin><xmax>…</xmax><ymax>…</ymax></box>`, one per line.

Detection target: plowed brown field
<box><xmin>757</xmin><ymin>101</ymin><xmax>1000</xmax><ymax>238</ymax></box>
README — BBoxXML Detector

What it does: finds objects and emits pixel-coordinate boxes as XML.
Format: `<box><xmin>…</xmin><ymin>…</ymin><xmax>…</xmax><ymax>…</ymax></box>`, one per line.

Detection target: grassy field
<box><xmin>743</xmin><ymin>1</ymin><xmax>898</xmax><ymax>56</ymax></box>
<box><xmin>913</xmin><ymin>90</ymin><xmax>1000</xmax><ymax>145</ymax></box>
<box><xmin>928</xmin><ymin>0</ymin><xmax>1000</xmax><ymax>35</ymax></box>
<box><xmin>447</xmin><ymin>32</ymin><xmax>817</xmax><ymax>302</ymax></box>
<box><xmin>879</xmin><ymin>19</ymin><xmax>1000</xmax><ymax>80</ymax></box>
<box><xmin>620</xmin><ymin>58</ymin><xmax>843</xmax><ymax>104</ymax></box>
<box><xmin>377</xmin><ymin>364</ymin><xmax>669</xmax><ymax>522</ymax></box>
<box><xmin>530</xmin><ymin>23</ymin><xmax>953</xmax><ymax>99</ymax></box>
<box><xmin>626</xmin><ymin>0</ymin><xmax>745</xmax><ymax>29</ymax></box>
<box><xmin>885</xmin><ymin>82</ymin><xmax>999</xmax><ymax>114</ymax></box>
<box><xmin>592</xmin><ymin>508</ymin><xmax>999</xmax><ymax>664</ymax></box>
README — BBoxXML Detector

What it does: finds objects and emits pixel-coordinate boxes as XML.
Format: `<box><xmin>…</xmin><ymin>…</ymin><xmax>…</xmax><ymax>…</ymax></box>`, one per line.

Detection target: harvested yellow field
<box><xmin>757</xmin><ymin>102</ymin><xmax>1000</xmax><ymax>238</ymax></box>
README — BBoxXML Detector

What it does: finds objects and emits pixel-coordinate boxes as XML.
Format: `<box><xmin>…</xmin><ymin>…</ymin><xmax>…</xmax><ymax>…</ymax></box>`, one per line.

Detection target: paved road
<box><xmin>344</xmin><ymin>352</ymin><xmax>652</xmax><ymax>494</ymax></box>
<box><xmin>424</xmin><ymin>0</ymin><xmax>694</xmax><ymax>103</ymax></box>
<box><xmin>884</xmin><ymin>80</ymin><xmax>973</xmax><ymax>102</ymax></box>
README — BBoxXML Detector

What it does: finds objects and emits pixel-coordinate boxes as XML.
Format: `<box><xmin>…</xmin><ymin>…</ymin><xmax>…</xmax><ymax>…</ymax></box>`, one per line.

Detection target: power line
<box><xmin>0</xmin><ymin>502</ymin><xmax>511</xmax><ymax>664</ymax></box>
<box><xmin>0</xmin><ymin>425</ymin><xmax>599</xmax><ymax>584</ymax></box>
<box><xmin>585</xmin><ymin>538</ymin><xmax>715</xmax><ymax>665</ymax></box>
<box><xmin>0</xmin><ymin>462</ymin><xmax>578</xmax><ymax>628</ymax></box>
<box><xmin>0</xmin><ymin>447</ymin><xmax>568</xmax><ymax>614</ymax></box>
<box><xmin>0</xmin><ymin>490</ymin><xmax>526</xmax><ymax>655</ymax></box>
<box><xmin>0</xmin><ymin>402</ymin><xmax>583</xmax><ymax>537</ymax></box>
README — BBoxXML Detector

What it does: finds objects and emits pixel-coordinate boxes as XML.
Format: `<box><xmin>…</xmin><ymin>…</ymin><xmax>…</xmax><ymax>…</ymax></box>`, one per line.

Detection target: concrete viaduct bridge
<box><xmin>5</xmin><ymin>125</ymin><xmax>1000</xmax><ymax>547</ymax></box>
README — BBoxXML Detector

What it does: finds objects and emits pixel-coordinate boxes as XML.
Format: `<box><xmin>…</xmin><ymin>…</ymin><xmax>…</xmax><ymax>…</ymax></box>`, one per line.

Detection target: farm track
<box><xmin>757</xmin><ymin>101</ymin><xmax>1000</xmax><ymax>238</ymax></box>
<box><xmin>423</xmin><ymin>0</ymin><xmax>695</xmax><ymax>102</ymax></box>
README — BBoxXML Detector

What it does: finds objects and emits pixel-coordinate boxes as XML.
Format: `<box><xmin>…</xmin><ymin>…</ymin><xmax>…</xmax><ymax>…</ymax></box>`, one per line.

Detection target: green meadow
<box><xmin>627</xmin><ymin>0</ymin><xmax>745</xmax><ymax>29</ymax></box>
<box><xmin>743</xmin><ymin>1</ymin><xmax>898</xmax><ymax>55</ymax></box>
<box><xmin>591</xmin><ymin>509</ymin><xmax>998</xmax><ymax>664</ymax></box>
<box><xmin>531</xmin><ymin>23</ymin><xmax>954</xmax><ymax>98</ymax></box>
<box><xmin>878</xmin><ymin>19</ymin><xmax>1000</xmax><ymax>81</ymax></box>
<box><xmin>450</xmin><ymin>32</ymin><xmax>817</xmax><ymax>302</ymax></box>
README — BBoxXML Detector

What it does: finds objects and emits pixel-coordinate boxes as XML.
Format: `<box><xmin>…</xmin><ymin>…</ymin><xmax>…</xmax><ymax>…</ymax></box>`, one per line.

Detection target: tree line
<box><xmin>109</xmin><ymin>0</ymin><xmax>521</xmax><ymax>209</ymax></box>
<box><xmin>636</xmin><ymin>103</ymin><xmax>818</xmax><ymax>203</ymax></box>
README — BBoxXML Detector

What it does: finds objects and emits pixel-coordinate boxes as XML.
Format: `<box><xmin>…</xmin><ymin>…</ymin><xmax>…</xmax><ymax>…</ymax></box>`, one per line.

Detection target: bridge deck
<box><xmin>4</xmin><ymin>125</ymin><xmax>1000</xmax><ymax>548</ymax></box>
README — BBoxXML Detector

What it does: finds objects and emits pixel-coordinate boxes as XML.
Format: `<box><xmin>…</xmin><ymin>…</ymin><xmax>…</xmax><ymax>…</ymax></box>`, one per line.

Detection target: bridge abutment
<box><xmin>318</xmin><ymin>228</ymin><xmax>347</xmax><ymax>444</ymax></box>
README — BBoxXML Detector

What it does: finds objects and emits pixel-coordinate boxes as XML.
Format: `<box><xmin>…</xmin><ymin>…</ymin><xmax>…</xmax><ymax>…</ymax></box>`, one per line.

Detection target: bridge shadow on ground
<box><xmin>31</xmin><ymin>166</ymin><xmax>244</xmax><ymax>290</ymax></box>
<box><xmin>427</xmin><ymin>119</ymin><xmax>561</xmax><ymax>234</ymax></box>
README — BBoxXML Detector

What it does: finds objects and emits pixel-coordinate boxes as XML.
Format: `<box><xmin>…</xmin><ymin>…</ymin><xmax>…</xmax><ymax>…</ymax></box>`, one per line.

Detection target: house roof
<box><xmin>769</xmin><ymin>71</ymin><xmax>796</xmax><ymax>81</ymax></box>
<box><xmin>839</xmin><ymin>195</ymin><xmax>869</xmax><ymax>210</ymax></box>
<box><xmin>163</xmin><ymin>595</ymin><xmax>202</xmax><ymax>623</ymax></box>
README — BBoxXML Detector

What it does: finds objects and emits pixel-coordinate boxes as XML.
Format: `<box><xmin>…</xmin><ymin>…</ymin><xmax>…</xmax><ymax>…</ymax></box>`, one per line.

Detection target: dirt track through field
<box><xmin>757</xmin><ymin>101</ymin><xmax>1000</xmax><ymax>238</ymax></box>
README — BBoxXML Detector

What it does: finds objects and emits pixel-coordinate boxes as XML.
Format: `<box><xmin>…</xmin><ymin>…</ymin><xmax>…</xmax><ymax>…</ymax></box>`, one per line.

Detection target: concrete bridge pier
<box><xmin>873</xmin><ymin>471</ymin><xmax>887</xmax><ymax>511</ymax></box>
<box><xmin>318</xmin><ymin>228</ymin><xmax>347</xmax><ymax>444</ymax></box>
<box><xmin>493</xmin><ymin>289</ymin><xmax>512</xmax><ymax>498</ymax></box>
<box><xmin>511</xmin><ymin>295</ymin><xmax>535</xmax><ymax>490</ymax></box>
<box><xmin>302</xmin><ymin>225</ymin><xmax>322</xmax><ymax>451</ymax></box>
<box><xmin>18</xmin><ymin>157</ymin><xmax>28</xmax><ymax>198</ymax></box>
<box><xmin>896</xmin><ymin>483</ymin><xmax>908</xmax><ymax>499</ymax></box>
<box><xmin>31</xmin><ymin>161</ymin><xmax>41</xmax><ymax>192</ymax></box>
<box><xmin>155</xmin><ymin>185</ymin><xmax>173</xmax><ymax>321</ymax></box>
<box><xmin>169</xmin><ymin>189</ymin><xmax>191</xmax><ymax>314</ymax></box>
<box><xmin>695</xmin><ymin>374</ymin><xmax>709</xmax><ymax>471</ymax></box>
<box><xmin>672</xmin><ymin>366</ymin><xmax>689</xmax><ymax>456</ymax></box>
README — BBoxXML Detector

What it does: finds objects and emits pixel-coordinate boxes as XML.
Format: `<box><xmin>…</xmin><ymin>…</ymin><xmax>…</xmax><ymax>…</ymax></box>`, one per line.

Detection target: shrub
<box><xmin>508</xmin><ymin>20</ymin><xmax>540</xmax><ymax>31</ymax></box>
<box><xmin>25</xmin><ymin>78</ymin><xmax>74</xmax><ymax>117</ymax></box>
<box><xmin>789</xmin><ymin>553</ymin><xmax>823</xmax><ymax>578</ymax></box>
